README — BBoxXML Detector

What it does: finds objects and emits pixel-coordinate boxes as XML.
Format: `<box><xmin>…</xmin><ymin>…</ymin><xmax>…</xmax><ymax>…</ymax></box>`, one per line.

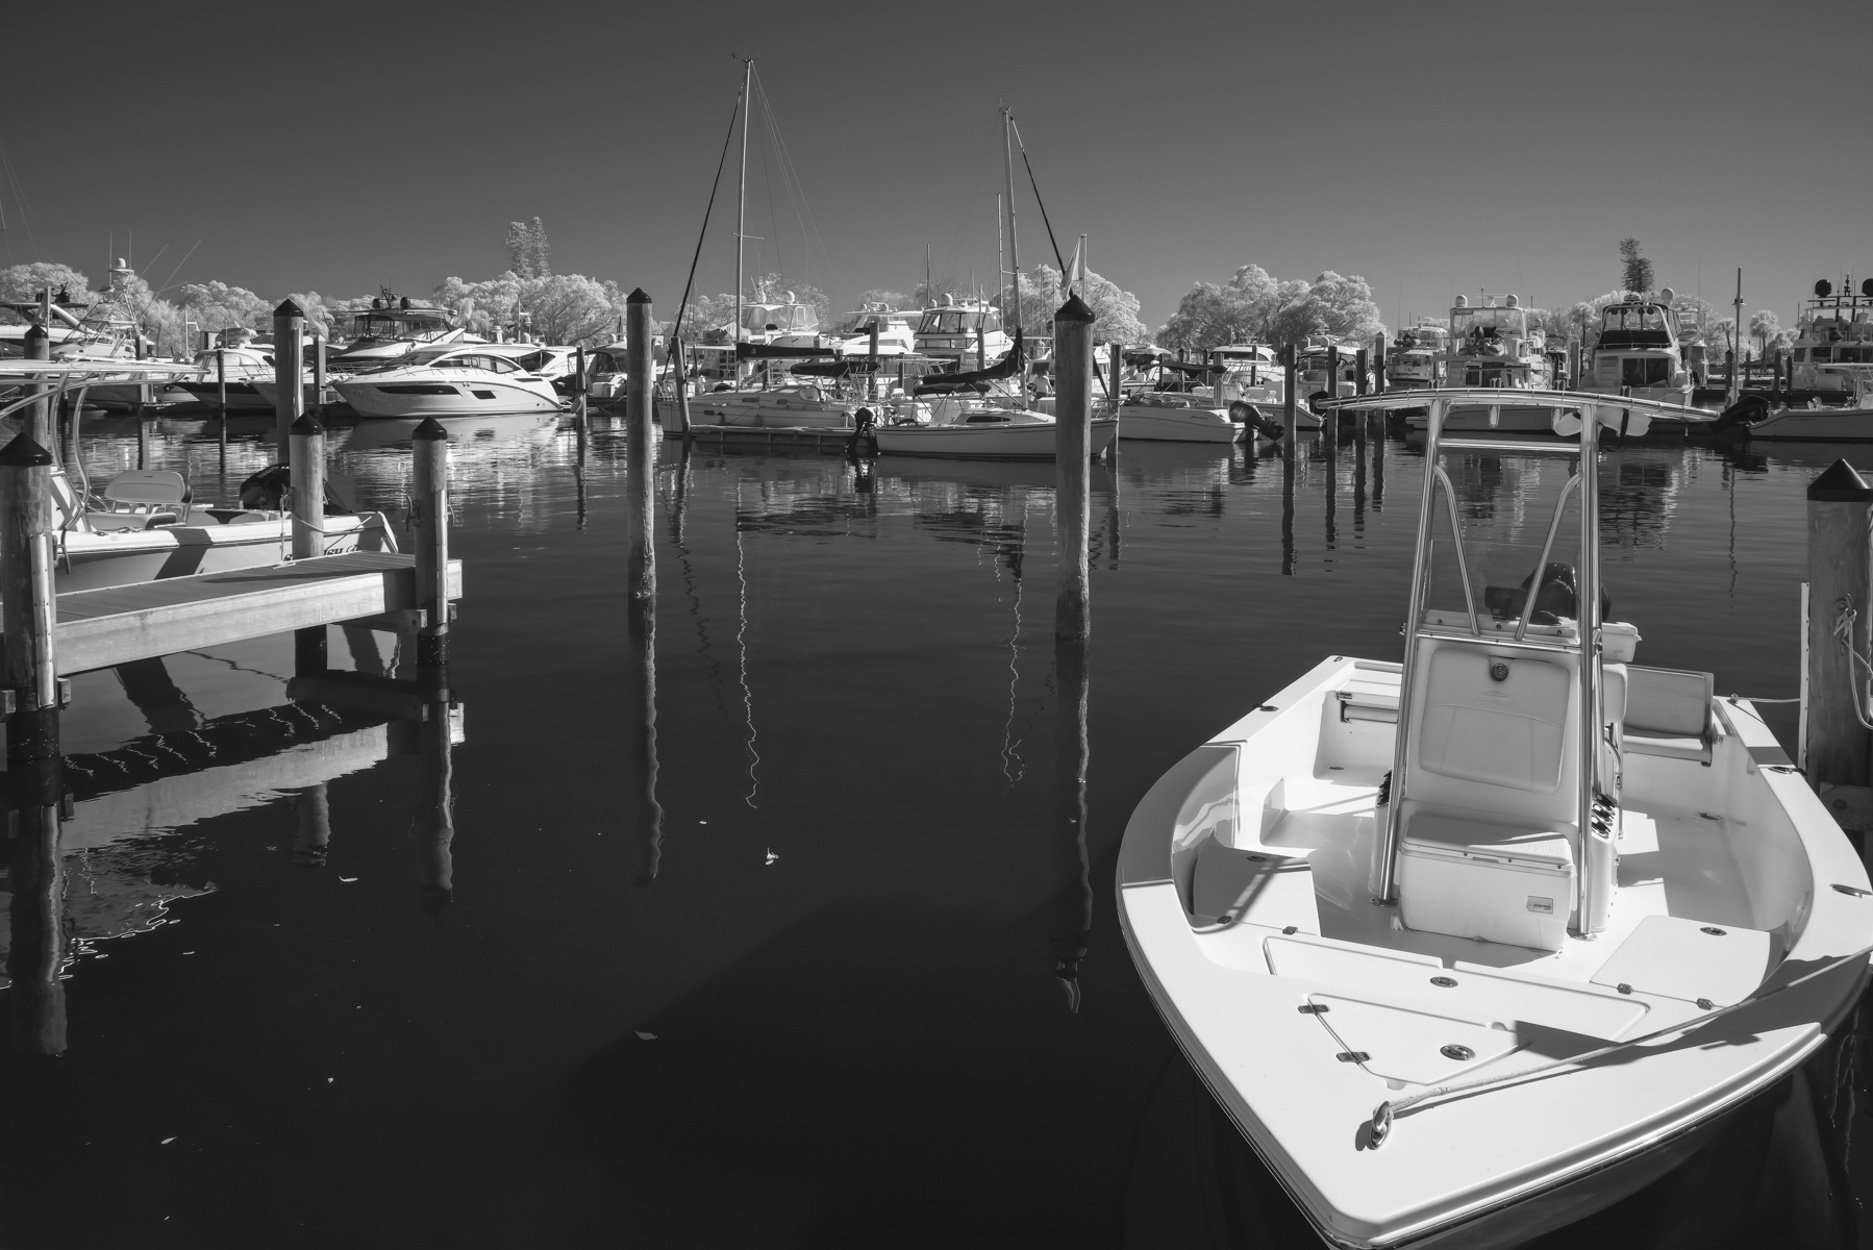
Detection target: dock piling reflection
<box><xmin>1052</xmin><ymin>637</ymin><xmax>1092</xmax><ymax>1012</ymax></box>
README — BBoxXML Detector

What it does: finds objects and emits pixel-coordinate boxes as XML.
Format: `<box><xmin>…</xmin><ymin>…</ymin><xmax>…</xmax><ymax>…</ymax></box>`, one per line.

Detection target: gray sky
<box><xmin>7</xmin><ymin>0</ymin><xmax>1868</xmax><ymax>330</ymax></box>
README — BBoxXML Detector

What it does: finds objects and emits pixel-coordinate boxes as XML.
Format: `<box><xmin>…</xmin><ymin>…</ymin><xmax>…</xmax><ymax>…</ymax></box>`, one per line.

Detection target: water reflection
<box><xmin>3</xmin><ymin>644</ymin><xmax>462</xmax><ymax>1050</ymax></box>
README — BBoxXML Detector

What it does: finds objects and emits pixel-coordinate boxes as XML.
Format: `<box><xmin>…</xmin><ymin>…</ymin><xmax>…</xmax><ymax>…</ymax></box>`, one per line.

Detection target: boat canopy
<box><xmin>912</xmin><ymin>329</ymin><xmax>1023</xmax><ymax>394</ymax></box>
<box><xmin>792</xmin><ymin>359</ymin><xmax>878</xmax><ymax>378</ymax></box>
<box><xmin>737</xmin><ymin>342</ymin><xmax>834</xmax><ymax>360</ymax></box>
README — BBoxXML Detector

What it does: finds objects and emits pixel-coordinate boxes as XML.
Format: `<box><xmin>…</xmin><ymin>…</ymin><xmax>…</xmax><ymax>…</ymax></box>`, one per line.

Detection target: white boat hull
<box><xmin>689</xmin><ymin>390</ymin><xmax>863</xmax><ymax>429</ymax></box>
<box><xmin>333</xmin><ymin>375</ymin><xmax>562</xmax><ymax>419</ymax></box>
<box><xmin>58</xmin><ymin>510</ymin><xmax>399</xmax><ymax>593</ymax></box>
<box><xmin>1117</xmin><ymin>402</ymin><xmax>1241</xmax><ymax>443</ymax></box>
<box><xmin>1742</xmin><ymin>404</ymin><xmax>1873</xmax><ymax>441</ymax></box>
<box><xmin>1118</xmin><ymin>655</ymin><xmax>1873</xmax><ymax>1247</ymax></box>
<box><xmin>874</xmin><ymin>416</ymin><xmax>1118</xmax><ymax>460</ymax></box>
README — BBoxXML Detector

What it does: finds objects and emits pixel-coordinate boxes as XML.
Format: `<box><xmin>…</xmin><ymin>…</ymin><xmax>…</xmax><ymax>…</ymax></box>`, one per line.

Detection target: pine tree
<box><xmin>505</xmin><ymin>218</ymin><xmax>552</xmax><ymax>279</ymax></box>
<box><xmin>1618</xmin><ymin>239</ymin><xmax>1654</xmax><ymax>294</ymax></box>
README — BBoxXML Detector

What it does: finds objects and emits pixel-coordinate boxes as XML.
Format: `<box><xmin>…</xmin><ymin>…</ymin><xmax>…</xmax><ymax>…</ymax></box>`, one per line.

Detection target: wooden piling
<box><xmin>411</xmin><ymin>418</ymin><xmax>451</xmax><ymax>670</ymax></box>
<box><xmin>272</xmin><ymin>299</ymin><xmax>305</xmax><ymax>464</ymax></box>
<box><xmin>313</xmin><ymin>334</ymin><xmax>326</xmax><ymax>420</ymax></box>
<box><xmin>1110</xmin><ymin>343</ymin><xmax>1122</xmax><ymax>414</ymax></box>
<box><xmin>625</xmin><ymin>288</ymin><xmax>657</xmax><ymax>602</ymax></box>
<box><xmin>216</xmin><ymin>346</ymin><xmax>229</xmax><ymax>458</ymax></box>
<box><xmin>574</xmin><ymin>344</ymin><xmax>588</xmax><ymax>430</ymax></box>
<box><xmin>1</xmin><ymin>434</ymin><xmax>60</xmax><ymax>751</ymax></box>
<box><xmin>1805</xmin><ymin>461</ymin><xmax>1873</xmax><ymax>785</ymax></box>
<box><xmin>1373</xmin><ymin>333</ymin><xmax>1387</xmax><ymax>395</ymax></box>
<box><xmin>1054</xmin><ymin>295</ymin><xmax>1095</xmax><ymax>642</ymax></box>
<box><xmin>669</xmin><ymin>337</ymin><xmax>692</xmax><ymax>435</ymax></box>
<box><xmin>868</xmin><ymin>322</ymin><xmax>881</xmax><ymax>402</ymax></box>
<box><xmin>1282</xmin><ymin>346</ymin><xmax>1298</xmax><ymax>455</ymax></box>
<box><xmin>1327</xmin><ymin>344</ymin><xmax>1340</xmax><ymax>409</ymax></box>
<box><xmin>22</xmin><ymin>324</ymin><xmax>51</xmax><ymax>450</ymax></box>
<box><xmin>290</xmin><ymin>414</ymin><xmax>327</xmax><ymax>676</ymax></box>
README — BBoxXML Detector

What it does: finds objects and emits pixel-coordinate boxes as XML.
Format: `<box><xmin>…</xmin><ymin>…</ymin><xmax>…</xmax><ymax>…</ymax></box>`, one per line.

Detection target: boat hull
<box><xmin>332</xmin><ymin>376</ymin><xmax>562</xmax><ymax>419</ymax></box>
<box><xmin>874</xmin><ymin>417</ymin><xmax>1118</xmax><ymax>459</ymax></box>
<box><xmin>58</xmin><ymin>511</ymin><xmax>398</xmax><ymax>593</ymax></box>
<box><xmin>1743</xmin><ymin>405</ymin><xmax>1873</xmax><ymax>441</ymax></box>
<box><xmin>1117</xmin><ymin>403</ymin><xmax>1241</xmax><ymax>443</ymax></box>
<box><xmin>1118</xmin><ymin>654</ymin><xmax>1873</xmax><ymax>1248</ymax></box>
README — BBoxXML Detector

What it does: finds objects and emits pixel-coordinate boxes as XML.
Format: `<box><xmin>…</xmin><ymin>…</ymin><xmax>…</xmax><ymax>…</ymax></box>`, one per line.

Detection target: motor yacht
<box><xmin>1386</xmin><ymin>325</ymin><xmax>1450</xmax><ymax>390</ymax></box>
<box><xmin>1580</xmin><ymin>292</ymin><xmax>1694</xmax><ymax>407</ymax></box>
<box><xmin>1788</xmin><ymin>277</ymin><xmax>1873</xmax><ymax>399</ymax></box>
<box><xmin>332</xmin><ymin>344</ymin><xmax>564</xmax><ymax>418</ymax></box>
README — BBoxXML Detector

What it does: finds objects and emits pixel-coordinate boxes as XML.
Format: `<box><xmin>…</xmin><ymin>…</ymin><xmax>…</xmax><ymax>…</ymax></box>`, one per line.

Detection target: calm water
<box><xmin>1</xmin><ymin>410</ymin><xmax>1869</xmax><ymax>1249</ymax></box>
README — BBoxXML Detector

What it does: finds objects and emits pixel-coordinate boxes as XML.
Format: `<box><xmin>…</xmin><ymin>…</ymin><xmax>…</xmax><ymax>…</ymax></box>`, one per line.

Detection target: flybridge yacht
<box><xmin>332</xmin><ymin>343</ymin><xmax>564</xmax><ymax>418</ymax></box>
<box><xmin>1120</xmin><ymin>387</ymin><xmax>1873</xmax><ymax>1248</ymax></box>
<box><xmin>1386</xmin><ymin>325</ymin><xmax>1450</xmax><ymax>389</ymax></box>
<box><xmin>1789</xmin><ymin>277</ymin><xmax>1873</xmax><ymax>398</ymax></box>
<box><xmin>328</xmin><ymin>296</ymin><xmax>466</xmax><ymax>373</ymax></box>
<box><xmin>1582</xmin><ymin>291</ymin><xmax>1693</xmax><ymax>406</ymax></box>
<box><xmin>914</xmin><ymin>298</ymin><xmax>1012</xmax><ymax>367</ymax></box>
<box><xmin>1447</xmin><ymin>293</ymin><xmax>1549</xmax><ymax>390</ymax></box>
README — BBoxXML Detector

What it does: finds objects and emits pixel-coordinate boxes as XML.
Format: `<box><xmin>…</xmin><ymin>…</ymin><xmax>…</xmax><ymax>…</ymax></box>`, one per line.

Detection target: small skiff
<box><xmin>1119</xmin><ymin>389</ymin><xmax>1873</xmax><ymax>1247</ymax></box>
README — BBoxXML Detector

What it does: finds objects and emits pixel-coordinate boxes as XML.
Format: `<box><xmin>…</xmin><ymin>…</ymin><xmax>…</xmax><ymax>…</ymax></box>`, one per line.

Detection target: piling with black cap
<box><xmin>1054</xmin><ymin>294</ymin><xmax>1095</xmax><ymax>642</ymax></box>
<box><xmin>412</xmin><ymin>418</ymin><xmax>451</xmax><ymax>670</ymax></box>
<box><xmin>1806</xmin><ymin>460</ymin><xmax>1873</xmax><ymax>785</ymax></box>
<box><xmin>290</xmin><ymin>413</ymin><xmax>327</xmax><ymax>675</ymax></box>
<box><xmin>272</xmin><ymin>299</ymin><xmax>305</xmax><ymax>464</ymax></box>
<box><xmin>1373</xmin><ymin>333</ymin><xmax>1387</xmax><ymax>395</ymax></box>
<box><xmin>626</xmin><ymin>288</ymin><xmax>657</xmax><ymax>602</ymax></box>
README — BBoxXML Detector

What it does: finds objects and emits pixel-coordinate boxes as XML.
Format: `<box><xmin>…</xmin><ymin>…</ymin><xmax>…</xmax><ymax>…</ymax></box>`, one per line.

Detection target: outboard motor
<box><xmin>1229</xmin><ymin>399</ymin><xmax>1284</xmax><ymax>440</ymax></box>
<box><xmin>1710</xmin><ymin>392</ymin><xmax>1770</xmax><ymax>436</ymax></box>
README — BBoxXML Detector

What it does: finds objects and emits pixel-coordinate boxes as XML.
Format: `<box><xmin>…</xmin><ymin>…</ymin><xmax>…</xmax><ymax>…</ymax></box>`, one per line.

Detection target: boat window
<box><xmin>1620</xmin><ymin>357</ymin><xmax>1670</xmax><ymax>387</ymax></box>
<box><xmin>920</xmin><ymin>311</ymin><xmax>967</xmax><ymax>335</ymax></box>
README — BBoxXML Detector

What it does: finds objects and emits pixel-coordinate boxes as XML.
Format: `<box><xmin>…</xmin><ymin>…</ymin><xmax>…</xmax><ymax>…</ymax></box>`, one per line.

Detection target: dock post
<box><xmin>1373</xmin><ymin>333</ymin><xmax>1387</xmax><ymax>396</ymax></box>
<box><xmin>1054</xmin><ymin>294</ymin><xmax>1095</xmax><ymax>642</ymax></box>
<box><xmin>312</xmin><ymin>334</ymin><xmax>326</xmax><ymax>421</ymax></box>
<box><xmin>669</xmin><ymin>337</ymin><xmax>691</xmax><ymax>436</ymax></box>
<box><xmin>574</xmin><ymin>344</ymin><xmax>588</xmax><ymax>431</ymax></box>
<box><xmin>1282</xmin><ymin>345</ymin><xmax>1298</xmax><ymax>454</ymax></box>
<box><xmin>1356</xmin><ymin>347</ymin><xmax>1370</xmax><ymax>397</ymax></box>
<box><xmin>272</xmin><ymin>299</ymin><xmax>305</xmax><ymax>465</ymax></box>
<box><xmin>1806</xmin><ymin>462</ymin><xmax>1873</xmax><ymax>785</ymax></box>
<box><xmin>290</xmin><ymin>414</ymin><xmax>327</xmax><ymax>676</ymax></box>
<box><xmin>625</xmin><ymin>288</ymin><xmax>656</xmax><ymax>602</ymax></box>
<box><xmin>1</xmin><ymin>433</ymin><xmax>67</xmax><ymax>1058</ymax></box>
<box><xmin>215</xmin><ymin>345</ymin><xmax>229</xmax><ymax>463</ymax></box>
<box><xmin>136</xmin><ymin>405</ymin><xmax>150</xmax><ymax>469</ymax></box>
<box><xmin>412</xmin><ymin>418</ymin><xmax>451</xmax><ymax>670</ymax></box>
<box><xmin>22</xmin><ymin>324</ymin><xmax>51</xmax><ymax>450</ymax></box>
<box><xmin>868</xmin><ymin>322</ymin><xmax>881</xmax><ymax>401</ymax></box>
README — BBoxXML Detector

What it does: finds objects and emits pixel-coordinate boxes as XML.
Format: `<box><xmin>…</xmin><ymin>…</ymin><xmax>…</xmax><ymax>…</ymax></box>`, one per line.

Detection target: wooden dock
<box><xmin>51</xmin><ymin>551</ymin><xmax>462</xmax><ymax>676</ymax></box>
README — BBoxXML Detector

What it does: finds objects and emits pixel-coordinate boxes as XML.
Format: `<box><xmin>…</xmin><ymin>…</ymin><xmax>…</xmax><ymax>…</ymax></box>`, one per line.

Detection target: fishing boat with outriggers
<box><xmin>1118</xmin><ymin>386</ymin><xmax>1873</xmax><ymax>1248</ymax></box>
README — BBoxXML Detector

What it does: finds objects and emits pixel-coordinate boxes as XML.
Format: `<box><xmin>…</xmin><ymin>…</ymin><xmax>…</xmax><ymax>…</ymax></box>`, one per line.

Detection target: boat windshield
<box><xmin>918</xmin><ymin>308</ymin><xmax>1002</xmax><ymax>335</ymax></box>
<box><xmin>349</xmin><ymin>310</ymin><xmax>451</xmax><ymax>339</ymax></box>
<box><xmin>1600</xmin><ymin>304</ymin><xmax>1673</xmax><ymax>335</ymax></box>
<box><xmin>742</xmin><ymin>304</ymin><xmax>817</xmax><ymax>333</ymax></box>
<box><xmin>1421</xmin><ymin>445</ymin><xmax>1585</xmax><ymax>636</ymax></box>
<box><xmin>1451</xmin><ymin>307</ymin><xmax>1527</xmax><ymax>338</ymax></box>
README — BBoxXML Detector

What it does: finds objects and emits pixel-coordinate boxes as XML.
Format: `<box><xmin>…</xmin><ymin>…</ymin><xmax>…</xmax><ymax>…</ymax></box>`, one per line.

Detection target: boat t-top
<box><xmin>1119</xmin><ymin>386</ymin><xmax>1873</xmax><ymax>1247</ymax></box>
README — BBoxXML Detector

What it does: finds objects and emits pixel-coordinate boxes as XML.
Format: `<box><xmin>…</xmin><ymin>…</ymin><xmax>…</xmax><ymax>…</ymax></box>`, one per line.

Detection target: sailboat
<box><xmin>1118</xmin><ymin>387</ymin><xmax>1873</xmax><ymax>1247</ymax></box>
<box><xmin>873</xmin><ymin>108</ymin><xmax>1117</xmax><ymax>462</ymax></box>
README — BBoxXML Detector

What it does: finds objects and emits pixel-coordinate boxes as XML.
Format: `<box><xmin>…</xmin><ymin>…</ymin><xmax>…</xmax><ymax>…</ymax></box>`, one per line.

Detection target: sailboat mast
<box><xmin>996</xmin><ymin>193</ymin><xmax>1006</xmax><ymax>317</ymax></box>
<box><xmin>1002</xmin><ymin>107</ymin><xmax>1020</xmax><ymax>341</ymax></box>
<box><xmin>735</xmin><ymin>57</ymin><xmax>752</xmax><ymax>358</ymax></box>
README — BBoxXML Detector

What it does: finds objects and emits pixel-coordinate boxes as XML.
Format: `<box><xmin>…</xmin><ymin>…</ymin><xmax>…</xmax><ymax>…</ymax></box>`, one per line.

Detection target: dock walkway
<box><xmin>50</xmin><ymin>551</ymin><xmax>463</xmax><ymax>676</ymax></box>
